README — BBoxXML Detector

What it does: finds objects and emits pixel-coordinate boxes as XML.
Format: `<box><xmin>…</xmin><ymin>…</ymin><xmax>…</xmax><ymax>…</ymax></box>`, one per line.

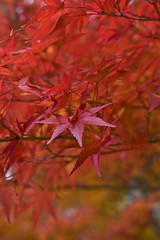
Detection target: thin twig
<box><xmin>101</xmin><ymin>11</ymin><xmax>160</xmax><ymax>21</ymax></box>
<box><xmin>61</xmin><ymin>183</ymin><xmax>160</xmax><ymax>191</ymax></box>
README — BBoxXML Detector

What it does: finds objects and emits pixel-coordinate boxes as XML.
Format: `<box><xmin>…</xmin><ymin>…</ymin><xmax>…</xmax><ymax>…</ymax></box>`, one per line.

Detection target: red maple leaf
<box><xmin>148</xmin><ymin>92</ymin><xmax>160</xmax><ymax>112</ymax></box>
<box><xmin>22</xmin><ymin>183</ymin><xmax>58</xmax><ymax>230</ymax></box>
<box><xmin>37</xmin><ymin>102</ymin><xmax>115</xmax><ymax>147</ymax></box>
<box><xmin>69</xmin><ymin>117</ymin><xmax>120</xmax><ymax>177</ymax></box>
<box><xmin>43</xmin><ymin>72</ymin><xmax>72</xmax><ymax>97</ymax></box>
<box><xmin>0</xmin><ymin>185</ymin><xmax>19</xmax><ymax>223</ymax></box>
<box><xmin>70</xmin><ymin>130</ymin><xmax>116</xmax><ymax>177</ymax></box>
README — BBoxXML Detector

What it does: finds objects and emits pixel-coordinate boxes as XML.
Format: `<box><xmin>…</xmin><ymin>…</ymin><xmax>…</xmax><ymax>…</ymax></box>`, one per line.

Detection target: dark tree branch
<box><xmin>62</xmin><ymin>183</ymin><xmax>160</xmax><ymax>191</ymax></box>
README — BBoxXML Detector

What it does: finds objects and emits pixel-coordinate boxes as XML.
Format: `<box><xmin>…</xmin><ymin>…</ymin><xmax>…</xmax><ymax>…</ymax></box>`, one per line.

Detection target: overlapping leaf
<box><xmin>22</xmin><ymin>183</ymin><xmax>58</xmax><ymax>230</ymax></box>
<box><xmin>37</xmin><ymin>103</ymin><xmax>115</xmax><ymax>147</ymax></box>
<box><xmin>69</xmin><ymin>118</ymin><xmax>119</xmax><ymax>177</ymax></box>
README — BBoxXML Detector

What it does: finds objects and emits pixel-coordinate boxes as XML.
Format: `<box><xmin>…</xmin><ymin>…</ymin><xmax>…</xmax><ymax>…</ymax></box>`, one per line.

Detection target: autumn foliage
<box><xmin>0</xmin><ymin>0</ymin><xmax>160</xmax><ymax>238</ymax></box>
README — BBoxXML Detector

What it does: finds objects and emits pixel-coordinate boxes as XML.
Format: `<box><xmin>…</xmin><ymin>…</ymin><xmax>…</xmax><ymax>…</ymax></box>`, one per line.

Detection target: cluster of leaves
<box><xmin>0</xmin><ymin>0</ymin><xmax>160</xmax><ymax>235</ymax></box>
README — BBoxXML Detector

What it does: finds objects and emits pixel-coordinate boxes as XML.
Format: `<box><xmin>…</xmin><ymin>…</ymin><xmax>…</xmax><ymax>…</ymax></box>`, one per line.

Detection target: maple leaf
<box><xmin>22</xmin><ymin>183</ymin><xmax>58</xmax><ymax>230</ymax></box>
<box><xmin>69</xmin><ymin>132</ymin><xmax>116</xmax><ymax>177</ymax></box>
<box><xmin>37</xmin><ymin>103</ymin><xmax>115</xmax><ymax>147</ymax></box>
<box><xmin>148</xmin><ymin>93</ymin><xmax>160</xmax><ymax>112</ymax></box>
<box><xmin>43</xmin><ymin>72</ymin><xmax>72</xmax><ymax>97</ymax></box>
<box><xmin>18</xmin><ymin>76</ymin><xmax>42</xmax><ymax>97</ymax></box>
<box><xmin>69</xmin><ymin>117</ymin><xmax>119</xmax><ymax>177</ymax></box>
<box><xmin>0</xmin><ymin>185</ymin><xmax>19</xmax><ymax>223</ymax></box>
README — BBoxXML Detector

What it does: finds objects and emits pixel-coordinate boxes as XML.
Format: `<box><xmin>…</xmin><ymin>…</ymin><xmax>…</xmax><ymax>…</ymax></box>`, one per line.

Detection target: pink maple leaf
<box><xmin>37</xmin><ymin>102</ymin><xmax>115</xmax><ymax>147</ymax></box>
<box><xmin>18</xmin><ymin>76</ymin><xmax>42</xmax><ymax>97</ymax></box>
